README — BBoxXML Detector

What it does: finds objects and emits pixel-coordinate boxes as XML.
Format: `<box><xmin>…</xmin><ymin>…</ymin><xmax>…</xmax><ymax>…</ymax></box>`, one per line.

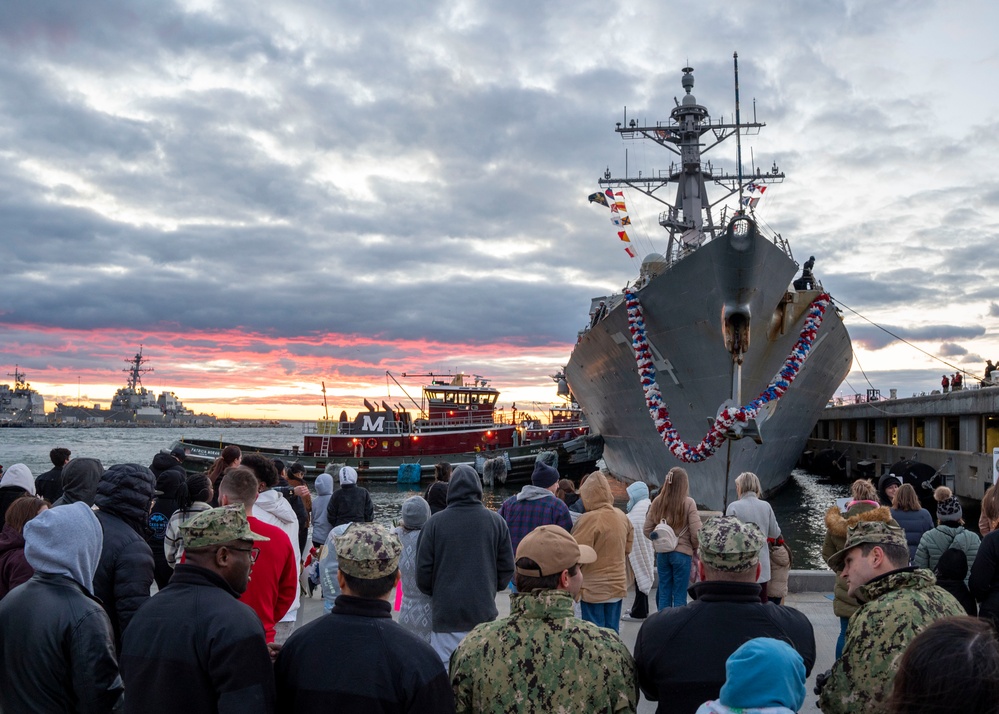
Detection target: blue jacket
<box><xmin>891</xmin><ymin>507</ymin><xmax>934</xmax><ymax>563</ymax></box>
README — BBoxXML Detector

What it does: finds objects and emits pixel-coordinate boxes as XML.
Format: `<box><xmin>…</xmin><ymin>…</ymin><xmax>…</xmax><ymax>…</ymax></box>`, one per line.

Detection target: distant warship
<box><xmin>565</xmin><ymin>58</ymin><xmax>853</xmax><ymax>509</ymax></box>
<box><xmin>0</xmin><ymin>367</ymin><xmax>46</xmax><ymax>425</ymax></box>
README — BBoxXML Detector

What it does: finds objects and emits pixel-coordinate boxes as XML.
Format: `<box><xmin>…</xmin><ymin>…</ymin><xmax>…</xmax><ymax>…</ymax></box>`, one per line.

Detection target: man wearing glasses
<box><xmin>120</xmin><ymin>504</ymin><xmax>275</xmax><ymax>714</ymax></box>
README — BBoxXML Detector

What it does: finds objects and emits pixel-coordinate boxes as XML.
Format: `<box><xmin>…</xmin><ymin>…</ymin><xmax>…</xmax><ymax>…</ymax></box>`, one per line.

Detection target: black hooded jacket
<box><xmin>92</xmin><ymin>463</ymin><xmax>156</xmax><ymax>653</ymax></box>
<box><xmin>52</xmin><ymin>457</ymin><xmax>104</xmax><ymax>508</ymax></box>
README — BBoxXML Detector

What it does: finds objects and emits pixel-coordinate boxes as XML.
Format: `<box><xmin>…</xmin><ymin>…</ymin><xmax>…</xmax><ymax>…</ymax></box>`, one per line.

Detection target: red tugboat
<box><xmin>171</xmin><ymin>372</ymin><xmax>598</xmax><ymax>483</ymax></box>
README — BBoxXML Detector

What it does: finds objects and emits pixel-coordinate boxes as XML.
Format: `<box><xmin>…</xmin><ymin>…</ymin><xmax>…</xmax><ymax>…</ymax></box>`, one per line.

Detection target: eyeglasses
<box><xmin>227</xmin><ymin>546</ymin><xmax>260</xmax><ymax>563</ymax></box>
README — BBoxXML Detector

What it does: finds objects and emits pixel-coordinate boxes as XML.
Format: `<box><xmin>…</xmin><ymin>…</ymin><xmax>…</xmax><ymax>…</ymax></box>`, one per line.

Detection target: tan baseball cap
<box><xmin>514</xmin><ymin>525</ymin><xmax>597</xmax><ymax>577</ymax></box>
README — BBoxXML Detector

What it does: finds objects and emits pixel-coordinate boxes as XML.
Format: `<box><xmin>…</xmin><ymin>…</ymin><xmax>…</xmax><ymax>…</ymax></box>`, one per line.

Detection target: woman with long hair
<box><xmin>725</xmin><ymin>472</ymin><xmax>781</xmax><ymax>603</ymax></box>
<box><xmin>980</xmin><ymin>483</ymin><xmax>999</xmax><ymax>537</ymax></box>
<box><xmin>890</xmin><ymin>483</ymin><xmax>933</xmax><ymax>564</ymax></box>
<box><xmin>205</xmin><ymin>445</ymin><xmax>241</xmax><ymax>506</ymax></box>
<box><xmin>163</xmin><ymin>473</ymin><xmax>214</xmax><ymax>568</ymax></box>
<box><xmin>0</xmin><ymin>495</ymin><xmax>49</xmax><ymax>600</ymax></box>
<box><xmin>643</xmin><ymin>467</ymin><xmax>701</xmax><ymax>610</ymax></box>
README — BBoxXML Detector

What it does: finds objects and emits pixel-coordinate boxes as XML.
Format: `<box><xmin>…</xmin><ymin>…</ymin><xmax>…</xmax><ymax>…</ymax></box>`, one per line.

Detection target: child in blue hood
<box><xmin>696</xmin><ymin>637</ymin><xmax>806</xmax><ymax>714</ymax></box>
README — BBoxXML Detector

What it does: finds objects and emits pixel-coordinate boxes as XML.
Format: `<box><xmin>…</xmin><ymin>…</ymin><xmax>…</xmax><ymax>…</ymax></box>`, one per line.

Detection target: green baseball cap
<box><xmin>180</xmin><ymin>504</ymin><xmax>269</xmax><ymax>549</ymax></box>
<box><xmin>334</xmin><ymin>522</ymin><xmax>402</xmax><ymax>579</ymax></box>
<box><xmin>698</xmin><ymin>516</ymin><xmax>765</xmax><ymax>572</ymax></box>
<box><xmin>826</xmin><ymin>521</ymin><xmax>907</xmax><ymax>572</ymax></box>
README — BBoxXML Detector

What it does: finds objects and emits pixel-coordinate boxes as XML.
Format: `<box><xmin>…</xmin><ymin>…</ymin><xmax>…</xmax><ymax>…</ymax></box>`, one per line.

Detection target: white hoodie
<box><xmin>254</xmin><ymin>489</ymin><xmax>302</xmax><ymax>622</ymax></box>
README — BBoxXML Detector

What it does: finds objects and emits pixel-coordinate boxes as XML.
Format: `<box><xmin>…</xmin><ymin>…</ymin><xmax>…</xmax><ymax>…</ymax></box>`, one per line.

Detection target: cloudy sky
<box><xmin>2</xmin><ymin>0</ymin><xmax>998</xmax><ymax>421</ymax></box>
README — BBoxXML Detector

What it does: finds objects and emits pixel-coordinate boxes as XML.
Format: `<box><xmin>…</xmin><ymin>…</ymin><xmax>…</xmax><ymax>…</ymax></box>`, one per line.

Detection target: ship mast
<box><xmin>123</xmin><ymin>347</ymin><xmax>153</xmax><ymax>392</ymax></box>
<box><xmin>598</xmin><ymin>62</ymin><xmax>784</xmax><ymax>265</ymax></box>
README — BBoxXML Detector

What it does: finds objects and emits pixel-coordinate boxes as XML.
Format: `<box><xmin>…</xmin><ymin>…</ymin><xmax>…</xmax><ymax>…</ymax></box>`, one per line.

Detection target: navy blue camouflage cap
<box><xmin>826</xmin><ymin>521</ymin><xmax>907</xmax><ymax>572</ymax></box>
<box><xmin>181</xmin><ymin>504</ymin><xmax>269</xmax><ymax>549</ymax></box>
<box><xmin>334</xmin><ymin>522</ymin><xmax>402</xmax><ymax>579</ymax></box>
<box><xmin>698</xmin><ymin>516</ymin><xmax>765</xmax><ymax>572</ymax></box>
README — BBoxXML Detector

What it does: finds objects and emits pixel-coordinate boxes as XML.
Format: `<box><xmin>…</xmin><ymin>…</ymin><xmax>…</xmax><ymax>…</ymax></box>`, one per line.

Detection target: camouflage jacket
<box><xmin>818</xmin><ymin>568</ymin><xmax>964</xmax><ymax>714</ymax></box>
<box><xmin>450</xmin><ymin>589</ymin><xmax>638</xmax><ymax>713</ymax></box>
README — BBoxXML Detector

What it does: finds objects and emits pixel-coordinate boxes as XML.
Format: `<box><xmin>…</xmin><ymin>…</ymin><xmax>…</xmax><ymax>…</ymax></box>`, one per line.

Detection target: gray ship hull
<box><xmin>566</xmin><ymin>232</ymin><xmax>853</xmax><ymax>510</ymax></box>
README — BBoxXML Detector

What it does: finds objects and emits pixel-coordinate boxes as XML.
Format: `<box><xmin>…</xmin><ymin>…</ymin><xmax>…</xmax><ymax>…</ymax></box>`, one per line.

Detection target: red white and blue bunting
<box><xmin>626</xmin><ymin>290</ymin><xmax>833</xmax><ymax>462</ymax></box>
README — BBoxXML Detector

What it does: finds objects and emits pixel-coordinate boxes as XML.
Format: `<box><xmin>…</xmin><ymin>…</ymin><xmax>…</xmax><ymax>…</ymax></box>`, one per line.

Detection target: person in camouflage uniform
<box><xmin>450</xmin><ymin>525</ymin><xmax>638</xmax><ymax>713</ymax></box>
<box><xmin>818</xmin><ymin>521</ymin><xmax>965</xmax><ymax>714</ymax></box>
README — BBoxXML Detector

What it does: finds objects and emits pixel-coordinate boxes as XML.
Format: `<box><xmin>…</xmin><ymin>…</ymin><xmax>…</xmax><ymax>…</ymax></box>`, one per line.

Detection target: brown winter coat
<box><xmin>768</xmin><ymin>541</ymin><xmax>792</xmax><ymax>600</ymax></box>
<box><xmin>572</xmin><ymin>472</ymin><xmax>634</xmax><ymax>603</ymax></box>
<box><xmin>822</xmin><ymin>502</ymin><xmax>897</xmax><ymax>617</ymax></box>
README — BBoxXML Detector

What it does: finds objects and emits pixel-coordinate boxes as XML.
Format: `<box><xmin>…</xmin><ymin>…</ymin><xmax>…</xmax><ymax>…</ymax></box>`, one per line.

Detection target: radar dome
<box><xmin>640</xmin><ymin>253</ymin><xmax>669</xmax><ymax>280</ymax></box>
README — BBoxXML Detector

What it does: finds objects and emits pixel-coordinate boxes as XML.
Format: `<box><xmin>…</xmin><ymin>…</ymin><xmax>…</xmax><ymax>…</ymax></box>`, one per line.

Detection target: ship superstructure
<box><xmin>565</xmin><ymin>57</ymin><xmax>853</xmax><ymax>509</ymax></box>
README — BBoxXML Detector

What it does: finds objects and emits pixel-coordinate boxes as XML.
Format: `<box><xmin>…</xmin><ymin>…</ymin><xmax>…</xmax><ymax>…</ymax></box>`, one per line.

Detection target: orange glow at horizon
<box><xmin>4</xmin><ymin>324</ymin><xmax>577</xmax><ymax>421</ymax></box>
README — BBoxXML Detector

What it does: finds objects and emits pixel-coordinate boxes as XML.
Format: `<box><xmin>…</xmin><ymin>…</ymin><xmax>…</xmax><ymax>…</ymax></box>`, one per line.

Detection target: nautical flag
<box><xmin>747</xmin><ymin>183</ymin><xmax>767</xmax><ymax>194</ymax></box>
<box><xmin>610</xmin><ymin>203</ymin><xmax>619</xmax><ymax>214</ymax></box>
<box><xmin>618</xmin><ymin>231</ymin><xmax>631</xmax><ymax>242</ymax></box>
<box><xmin>614</xmin><ymin>201</ymin><xmax>627</xmax><ymax>211</ymax></box>
<box><xmin>620</xmin><ymin>216</ymin><xmax>631</xmax><ymax>226</ymax></box>
<box><xmin>605</xmin><ymin>189</ymin><xmax>614</xmax><ymax>198</ymax></box>
<box><xmin>588</xmin><ymin>192</ymin><xmax>609</xmax><ymax>206</ymax></box>
<box><xmin>740</xmin><ymin>196</ymin><xmax>759</xmax><ymax>208</ymax></box>
<box><xmin>625</xmin><ymin>246</ymin><xmax>636</xmax><ymax>257</ymax></box>
<box><xmin>611</xmin><ymin>215</ymin><xmax>624</xmax><ymax>226</ymax></box>
<box><xmin>614</xmin><ymin>191</ymin><xmax>624</xmax><ymax>197</ymax></box>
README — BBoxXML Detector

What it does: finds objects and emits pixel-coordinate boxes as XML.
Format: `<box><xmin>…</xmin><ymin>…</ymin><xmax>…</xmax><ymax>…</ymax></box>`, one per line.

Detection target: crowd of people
<box><xmin>1</xmin><ymin>448</ymin><xmax>999</xmax><ymax>713</ymax></box>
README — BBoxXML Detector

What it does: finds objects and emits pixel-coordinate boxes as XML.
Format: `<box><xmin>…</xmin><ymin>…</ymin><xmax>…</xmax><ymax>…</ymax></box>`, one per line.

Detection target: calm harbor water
<box><xmin>0</xmin><ymin>424</ymin><xmax>850</xmax><ymax>569</ymax></box>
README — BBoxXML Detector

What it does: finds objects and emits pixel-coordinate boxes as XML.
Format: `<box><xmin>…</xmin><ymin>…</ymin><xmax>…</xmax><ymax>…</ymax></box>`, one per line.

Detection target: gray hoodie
<box><xmin>24</xmin><ymin>502</ymin><xmax>104</xmax><ymax>594</ymax></box>
<box><xmin>311</xmin><ymin>473</ymin><xmax>335</xmax><ymax>546</ymax></box>
<box><xmin>52</xmin><ymin>457</ymin><xmax>104</xmax><ymax>508</ymax></box>
<box><xmin>416</xmin><ymin>465</ymin><xmax>515</xmax><ymax>633</ymax></box>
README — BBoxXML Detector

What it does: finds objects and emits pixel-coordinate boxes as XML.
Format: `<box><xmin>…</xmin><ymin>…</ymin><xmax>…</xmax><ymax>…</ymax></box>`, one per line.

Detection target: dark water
<box><xmin>0</xmin><ymin>426</ymin><xmax>849</xmax><ymax>569</ymax></box>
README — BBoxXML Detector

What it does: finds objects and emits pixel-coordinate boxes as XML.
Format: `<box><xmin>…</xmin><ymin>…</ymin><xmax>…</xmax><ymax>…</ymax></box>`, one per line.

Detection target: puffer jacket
<box><xmin>891</xmin><ymin>507</ymin><xmax>934</xmax><ymax>564</ymax></box>
<box><xmin>92</xmin><ymin>463</ymin><xmax>156</xmax><ymax>652</ymax></box>
<box><xmin>326</xmin><ymin>483</ymin><xmax>374</xmax><ymax>528</ymax></box>
<box><xmin>914</xmin><ymin>524</ymin><xmax>980</xmax><ymax>582</ymax></box>
<box><xmin>768</xmin><ymin>539</ymin><xmax>792</xmax><ymax>600</ymax></box>
<box><xmin>572</xmin><ymin>472</ymin><xmax>634</xmax><ymax>603</ymax></box>
<box><xmin>822</xmin><ymin>502</ymin><xmax>897</xmax><ymax>618</ymax></box>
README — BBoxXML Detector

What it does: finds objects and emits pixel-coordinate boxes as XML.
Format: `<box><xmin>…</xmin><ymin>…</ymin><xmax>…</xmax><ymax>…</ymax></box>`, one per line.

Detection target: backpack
<box><xmin>652</xmin><ymin>520</ymin><xmax>688</xmax><ymax>553</ymax></box>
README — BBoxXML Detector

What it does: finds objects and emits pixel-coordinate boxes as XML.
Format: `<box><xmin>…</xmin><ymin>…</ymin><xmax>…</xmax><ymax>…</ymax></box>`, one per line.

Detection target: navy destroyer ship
<box><xmin>565</xmin><ymin>56</ymin><xmax>853</xmax><ymax>510</ymax></box>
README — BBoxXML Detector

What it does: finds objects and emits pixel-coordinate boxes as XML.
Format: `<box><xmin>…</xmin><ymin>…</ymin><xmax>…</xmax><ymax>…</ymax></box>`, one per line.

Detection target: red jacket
<box><xmin>239</xmin><ymin>516</ymin><xmax>298</xmax><ymax>643</ymax></box>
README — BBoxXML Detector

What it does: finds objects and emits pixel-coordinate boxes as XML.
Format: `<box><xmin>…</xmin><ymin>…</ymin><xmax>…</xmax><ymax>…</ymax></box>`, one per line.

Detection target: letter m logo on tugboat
<box><xmin>361</xmin><ymin>415</ymin><xmax>386</xmax><ymax>433</ymax></box>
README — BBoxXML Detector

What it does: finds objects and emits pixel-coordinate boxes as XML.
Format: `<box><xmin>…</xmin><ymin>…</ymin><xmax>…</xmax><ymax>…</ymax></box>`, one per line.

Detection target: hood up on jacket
<box><xmin>54</xmin><ymin>457</ymin><xmax>104</xmax><ymax>507</ymax></box>
<box><xmin>446</xmin><ymin>464</ymin><xmax>483</xmax><ymax>506</ymax></box>
<box><xmin>626</xmin><ymin>481</ymin><xmax>650</xmax><ymax>513</ymax></box>
<box><xmin>0</xmin><ymin>464</ymin><xmax>35</xmax><ymax>495</ymax></box>
<box><xmin>24</xmin><ymin>501</ymin><xmax>104</xmax><ymax>593</ymax></box>
<box><xmin>718</xmin><ymin>637</ymin><xmax>806</xmax><ymax>712</ymax></box>
<box><xmin>95</xmin><ymin>463</ymin><xmax>157</xmax><ymax>534</ymax></box>
<box><xmin>315</xmin><ymin>473</ymin><xmax>334</xmax><ymax>496</ymax></box>
<box><xmin>580</xmin><ymin>471</ymin><xmax>614</xmax><ymax>511</ymax></box>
